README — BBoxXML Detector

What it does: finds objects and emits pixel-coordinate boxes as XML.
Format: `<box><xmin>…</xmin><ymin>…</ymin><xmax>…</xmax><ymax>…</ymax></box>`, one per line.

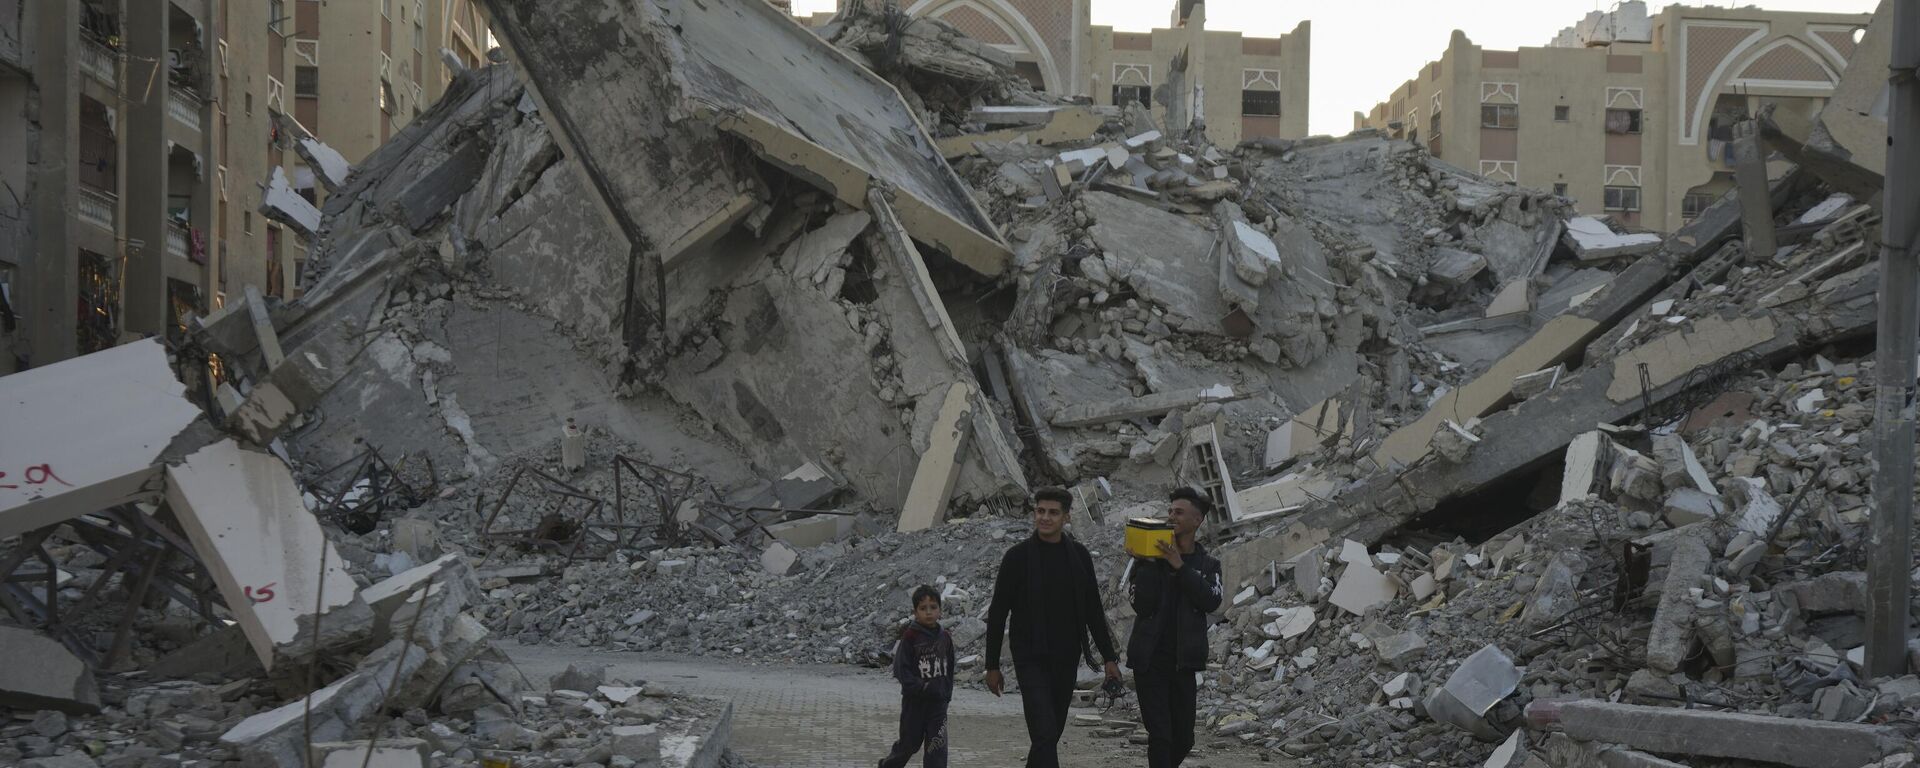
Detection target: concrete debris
<box><xmin>0</xmin><ymin>626</ymin><xmax>101</xmax><ymax>714</ymax></box>
<box><xmin>260</xmin><ymin>166</ymin><xmax>323</xmax><ymax>236</ymax></box>
<box><xmin>1563</xmin><ymin>216</ymin><xmax>1662</xmax><ymax>261</ymax></box>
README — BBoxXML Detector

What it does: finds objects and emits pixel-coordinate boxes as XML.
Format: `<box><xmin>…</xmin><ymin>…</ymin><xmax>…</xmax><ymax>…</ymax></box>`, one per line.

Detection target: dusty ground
<box><xmin>503</xmin><ymin>642</ymin><xmax>1291</xmax><ymax>768</ymax></box>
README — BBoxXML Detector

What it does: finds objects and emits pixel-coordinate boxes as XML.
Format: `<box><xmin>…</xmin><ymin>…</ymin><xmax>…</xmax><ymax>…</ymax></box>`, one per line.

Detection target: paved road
<box><xmin>502</xmin><ymin>643</ymin><xmax>1281</xmax><ymax>768</ymax></box>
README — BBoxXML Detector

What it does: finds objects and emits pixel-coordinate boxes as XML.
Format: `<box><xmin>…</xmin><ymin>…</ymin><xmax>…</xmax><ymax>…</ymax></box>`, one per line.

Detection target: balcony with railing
<box><xmin>167</xmin><ymin>88</ymin><xmax>203</xmax><ymax>133</ymax></box>
<box><xmin>166</xmin><ymin>221</ymin><xmax>189</xmax><ymax>260</ymax></box>
<box><xmin>79</xmin><ymin>186</ymin><xmax>118</xmax><ymax>233</ymax></box>
<box><xmin>81</xmin><ymin>39</ymin><xmax>117</xmax><ymax>86</ymax></box>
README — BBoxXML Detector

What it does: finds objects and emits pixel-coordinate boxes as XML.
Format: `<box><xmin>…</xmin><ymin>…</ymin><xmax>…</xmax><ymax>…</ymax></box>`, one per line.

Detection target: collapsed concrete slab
<box><xmin>1563</xmin><ymin>216</ymin><xmax>1662</xmax><ymax>262</ymax></box>
<box><xmin>261</xmin><ymin>166</ymin><xmax>323</xmax><ymax>236</ymax></box>
<box><xmin>220</xmin><ymin>642</ymin><xmax>429</xmax><ymax>768</ymax></box>
<box><xmin>0</xmin><ymin>339</ymin><xmax>205</xmax><ymax>538</ymax></box>
<box><xmin>482</xmin><ymin>0</ymin><xmax>1010</xmax><ymax>275</ymax></box>
<box><xmin>0</xmin><ymin>626</ymin><xmax>101</xmax><ymax>714</ymax></box>
<box><xmin>164</xmin><ymin>439</ymin><xmax>372</xmax><ymax>671</ymax></box>
<box><xmin>1051</xmin><ymin>384</ymin><xmax>1250</xmax><ymax>428</ymax></box>
<box><xmin>936</xmin><ymin>106</ymin><xmax>1107</xmax><ymax>159</ymax></box>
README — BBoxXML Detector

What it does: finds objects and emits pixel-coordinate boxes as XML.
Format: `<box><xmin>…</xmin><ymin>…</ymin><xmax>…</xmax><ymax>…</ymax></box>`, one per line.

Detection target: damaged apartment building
<box><xmin>1</xmin><ymin>0</ymin><xmax>1917</xmax><ymax>766</ymax></box>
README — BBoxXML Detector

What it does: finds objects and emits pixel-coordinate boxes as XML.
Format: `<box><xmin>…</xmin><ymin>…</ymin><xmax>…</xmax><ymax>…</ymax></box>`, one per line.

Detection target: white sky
<box><xmin>788</xmin><ymin>0</ymin><xmax>1878</xmax><ymax>136</ymax></box>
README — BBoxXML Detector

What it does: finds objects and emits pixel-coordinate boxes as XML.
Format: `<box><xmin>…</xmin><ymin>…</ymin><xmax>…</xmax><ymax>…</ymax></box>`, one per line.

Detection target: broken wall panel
<box><xmin>0</xmin><ymin>339</ymin><xmax>204</xmax><ymax>538</ymax></box>
<box><xmin>163</xmin><ymin>439</ymin><xmax>372</xmax><ymax>672</ymax></box>
<box><xmin>481</xmin><ymin>0</ymin><xmax>1011</xmax><ymax>275</ymax></box>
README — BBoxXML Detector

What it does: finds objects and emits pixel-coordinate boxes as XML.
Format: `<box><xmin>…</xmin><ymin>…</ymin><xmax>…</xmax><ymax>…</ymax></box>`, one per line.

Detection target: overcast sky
<box><xmin>789</xmin><ymin>0</ymin><xmax>1878</xmax><ymax>136</ymax></box>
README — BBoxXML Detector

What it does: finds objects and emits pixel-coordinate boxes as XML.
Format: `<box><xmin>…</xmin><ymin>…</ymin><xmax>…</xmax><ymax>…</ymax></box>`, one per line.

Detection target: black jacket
<box><xmin>892</xmin><ymin>621</ymin><xmax>955</xmax><ymax>701</ymax></box>
<box><xmin>984</xmin><ymin>534</ymin><xmax>1119</xmax><ymax>670</ymax></box>
<box><xmin>1125</xmin><ymin>541</ymin><xmax>1223</xmax><ymax>672</ymax></box>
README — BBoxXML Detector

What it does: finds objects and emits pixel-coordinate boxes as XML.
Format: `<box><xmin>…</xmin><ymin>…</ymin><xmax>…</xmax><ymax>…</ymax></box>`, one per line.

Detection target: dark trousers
<box><xmin>879</xmin><ymin>694</ymin><xmax>948</xmax><ymax>768</ymax></box>
<box><xmin>1136</xmin><ymin>663</ymin><xmax>1198</xmax><ymax>768</ymax></box>
<box><xmin>1014</xmin><ymin>660</ymin><xmax>1080</xmax><ymax>768</ymax></box>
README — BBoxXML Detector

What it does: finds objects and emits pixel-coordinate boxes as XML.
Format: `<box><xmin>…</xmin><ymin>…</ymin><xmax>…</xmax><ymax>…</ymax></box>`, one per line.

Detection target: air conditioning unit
<box><xmin>167</xmin><ymin>49</ymin><xmax>182</xmax><ymax>69</ymax></box>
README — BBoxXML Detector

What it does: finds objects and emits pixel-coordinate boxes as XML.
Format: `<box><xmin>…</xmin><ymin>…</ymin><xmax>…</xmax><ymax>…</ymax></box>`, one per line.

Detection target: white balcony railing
<box><xmin>167</xmin><ymin>89</ymin><xmax>203</xmax><ymax>133</ymax></box>
<box><xmin>81</xmin><ymin>40</ymin><xmax>117</xmax><ymax>86</ymax></box>
<box><xmin>79</xmin><ymin>187</ymin><xmax>117</xmax><ymax>232</ymax></box>
<box><xmin>166</xmin><ymin>221</ymin><xmax>189</xmax><ymax>260</ymax></box>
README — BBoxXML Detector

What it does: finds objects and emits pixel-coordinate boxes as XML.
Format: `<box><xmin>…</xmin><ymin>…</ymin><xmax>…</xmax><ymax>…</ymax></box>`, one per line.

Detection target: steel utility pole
<box><xmin>1869</xmin><ymin>0</ymin><xmax>1920</xmax><ymax>678</ymax></box>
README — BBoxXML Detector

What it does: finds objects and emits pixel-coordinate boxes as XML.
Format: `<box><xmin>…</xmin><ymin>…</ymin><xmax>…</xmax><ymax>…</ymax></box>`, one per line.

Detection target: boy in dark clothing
<box><xmin>880</xmin><ymin>585</ymin><xmax>955</xmax><ymax>768</ymax></box>
<box><xmin>985</xmin><ymin>487</ymin><xmax>1121</xmax><ymax>768</ymax></box>
<box><xmin>1125</xmin><ymin>487</ymin><xmax>1224</xmax><ymax>768</ymax></box>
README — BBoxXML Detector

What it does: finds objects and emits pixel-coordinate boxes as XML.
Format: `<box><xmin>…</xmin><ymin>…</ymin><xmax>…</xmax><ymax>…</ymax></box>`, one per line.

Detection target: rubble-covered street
<box><xmin>3</xmin><ymin>0</ymin><xmax>1918</xmax><ymax>766</ymax></box>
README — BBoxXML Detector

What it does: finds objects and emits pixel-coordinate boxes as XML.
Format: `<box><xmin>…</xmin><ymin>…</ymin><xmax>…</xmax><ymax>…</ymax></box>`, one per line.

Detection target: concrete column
<box><xmin>25</xmin><ymin>0</ymin><xmax>79</xmax><ymax>365</ymax></box>
<box><xmin>1731</xmin><ymin>120</ymin><xmax>1775</xmax><ymax>261</ymax></box>
<box><xmin>121</xmin><ymin>0</ymin><xmax>168</xmax><ymax>337</ymax></box>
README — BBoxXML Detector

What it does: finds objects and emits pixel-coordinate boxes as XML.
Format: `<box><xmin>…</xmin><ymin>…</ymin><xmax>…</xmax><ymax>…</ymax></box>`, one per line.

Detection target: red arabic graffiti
<box><xmin>244</xmin><ymin>583</ymin><xmax>278</xmax><ymax>604</ymax></box>
<box><xmin>0</xmin><ymin>464</ymin><xmax>74</xmax><ymax>491</ymax></box>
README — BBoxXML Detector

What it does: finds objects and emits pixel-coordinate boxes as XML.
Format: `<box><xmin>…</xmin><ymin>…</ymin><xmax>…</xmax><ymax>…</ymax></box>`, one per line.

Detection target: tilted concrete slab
<box><xmin>1052</xmin><ymin>385</ymin><xmax>1251</xmax><ymax>428</ymax></box>
<box><xmin>0</xmin><ymin>339</ymin><xmax>204</xmax><ymax>538</ymax></box>
<box><xmin>483</xmin><ymin>0</ymin><xmax>1010</xmax><ymax>275</ymax></box>
<box><xmin>164</xmin><ymin>439</ymin><xmax>371</xmax><ymax>671</ymax></box>
<box><xmin>0</xmin><ymin>625</ymin><xmax>101</xmax><ymax>713</ymax></box>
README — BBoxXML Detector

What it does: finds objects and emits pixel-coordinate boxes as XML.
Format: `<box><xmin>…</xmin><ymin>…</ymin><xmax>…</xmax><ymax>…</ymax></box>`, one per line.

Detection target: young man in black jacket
<box><xmin>984</xmin><ymin>487</ymin><xmax>1121</xmax><ymax>768</ymax></box>
<box><xmin>880</xmin><ymin>585</ymin><xmax>955</xmax><ymax>768</ymax></box>
<box><xmin>1126</xmin><ymin>487</ymin><xmax>1224</xmax><ymax>768</ymax></box>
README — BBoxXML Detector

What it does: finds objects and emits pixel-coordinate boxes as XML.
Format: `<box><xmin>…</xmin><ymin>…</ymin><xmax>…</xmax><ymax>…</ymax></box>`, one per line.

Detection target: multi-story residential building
<box><xmin>2</xmin><ymin>0</ymin><xmax>220</xmax><ymax>371</ymax></box>
<box><xmin>0</xmin><ymin>0</ymin><xmax>488</xmax><ymax>373</ymax></box>
<box><xmin>1357</xmin><ymin>1</ymin><xmax>1871</xmax><ymax>233</ymax></box>
<box><xmin>801</xmin><ymin>0</ymin><xmax>1309</xmax><ymax>144</ymax></box>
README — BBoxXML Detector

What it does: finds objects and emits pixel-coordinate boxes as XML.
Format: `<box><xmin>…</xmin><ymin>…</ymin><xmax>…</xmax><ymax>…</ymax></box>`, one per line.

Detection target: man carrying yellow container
<box><xmin>1124</xmin><ymin>487</ymin><xmax>1224</xmax><ymax>768</ymax></box>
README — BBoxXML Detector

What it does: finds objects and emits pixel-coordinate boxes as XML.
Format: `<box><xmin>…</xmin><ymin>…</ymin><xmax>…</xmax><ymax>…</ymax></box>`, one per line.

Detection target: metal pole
<box><xmin>1869</xmin><ymin>0</ymin><xmax>1920</xmax><ymax>678</ymax></box>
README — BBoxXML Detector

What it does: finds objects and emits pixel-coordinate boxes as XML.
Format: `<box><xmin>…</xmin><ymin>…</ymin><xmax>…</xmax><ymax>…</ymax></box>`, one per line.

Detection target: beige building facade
<box><xmin>1358</xmin><ymin>2</ymin><xmax>1870</xmax><ymax>233</ymax></box>
<box><xmin>0</xmin><ymin>0</ymin><xmax>488</xmax><ymax>372</ymax></box>
<box><xmin>811</xmin><ymin>0</ymin><xmax>1309</xmax><ymax>144</ymax></box>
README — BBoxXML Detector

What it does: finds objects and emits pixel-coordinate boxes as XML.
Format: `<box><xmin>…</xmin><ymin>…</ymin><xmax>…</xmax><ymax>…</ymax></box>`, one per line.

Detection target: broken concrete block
<box><xmin>1431</xmin><ymin>420</ymin><xmax>1480</xmax><ymax>463</ymax></box>
<box><xmin>164</xmin><ymin>439</ymin><xmax>372</xmax><ymax>672</ymax></box>
<box><xmin>1425</xmin><ymin>645</ymin><xmax>1521</xmax><ymax>742</ymax></box>
<box><xmin>1373</xmin><ymin>631</ymin><xmax>1428</xmax><ymax>668</ymax></box>
<box><xmin>765</xmin><ymin>514</ymin><xmax>855</xmax><ymax>549</ymax></box>
<box><xmin>897</xmin><ymin>382</ymin><xmax>974</xmax><ymax>533</ymax></box>
<box><xmin>609</xmin><ymin>724</ymin><xmax>661</xmax><ymax>760</ymax></box>
<box><xmin>0</xmin><ymin>626</ymin><xmax>101</xmax><ymax>714</ymax></box>
<box><xmin>390</xmin><ymin>613</ymin><xmax>492</xmax><ymax>710</ymax></box>
<box><xmin>1485</xmin><ymin>278</ymin><xmax>1535</xmax><ymax>318</ymax></box>
<box><xmin>1538</xmin><ymin>699</ymin><xmax>1908</xmax><ymax>768</ymax></box>
<box><xmin>1730</xmin><ymin>477</ymin><xmax>1782</xmax><ymax>536</ymax></box>
<box><xmin>1646</xmin><ymin>530</ymin><xmax>1712</xmax><ymax>674</ymax></box>
<box><xmin>0</xmin><ymin>339</ymin><xmax>203</xmax><ymax>538</ymax></box>
<box><xmin>1329</xmin><ymin>560</ymin><xmax>1396</xmax><ymax>616</ymax></box>
<box><xmin>1485</xmin><ymin>729</ymin><xmax>1529</xmax><ymax>768</ymax></box>
<box><xmin>760</xmin><ymin>541</ymin><xmax>799</xmax><ymax>575</ymax></box>
<box><xmin>360</xmin><ymin>553</ymin><xmax>478</xmax><ymax>644</ymax></box>
<box><xmin>1560</xmin><ymin>431</ymin><xmax>1605</xmax><ymax>503</ymax></box>
<box><xmin>1661</xmin><ymin>488</ymin><xmax>1727</xmax><ymax>527</ymax></box>
<box><xmin>310</xmin><ymin>739</ymin><xmax>429</xmax><ymax>768</ymax></box>
<box><xmin>1778</xmin><ymin>571</ymin><xmax>1868</xmax><ymax>616</ymax></box>
<box><xmin>1051</xmin><ymin>384</ymin><xmax>1250</xmax><ymax>428</ymax></box>
<box><xmin>549</xmin><ymin>663</ymin><xmax>607</xmax><ymax>693</ymax></box>
<box><xmin>1522</xmin><ymin>551</ymin><xmax>1586</xmax><ymax>630</ymax></box>
<box><xmin>390</xmin><ymin>518</ymin><xmax>438</xmax><ymax>560</ymax></box>
<box><xmin>1564</xmin><ymin>216</ymin><xmax>1662</xmax><ymax>261</ymax></box>
<box><xmin>1265</xmin><ymin>398</ymin><xmax>1350</xmax><ymax>467</ymax></box>
<box><xmin>1293</xmin><ymin>546</ymin><xmax>1327</xmax><ymax>601</ymax></box>
<box><xmin>1429</xmin><ymin>247</ymin><xmax>1489</xmax><ymax>287</ymax></box>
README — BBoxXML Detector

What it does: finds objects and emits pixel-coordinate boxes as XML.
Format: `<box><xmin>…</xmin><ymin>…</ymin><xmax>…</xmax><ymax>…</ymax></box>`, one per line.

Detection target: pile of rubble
<box><xmin>8</xmin><ymin>0</ymin><xmax>1917</xmax><ymax>767</ymax></box>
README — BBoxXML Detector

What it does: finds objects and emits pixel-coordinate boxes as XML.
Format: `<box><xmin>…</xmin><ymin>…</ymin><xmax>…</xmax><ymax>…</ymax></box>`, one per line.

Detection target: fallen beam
<box><xmin>1645</xmin><ymin>529</ymin><xmax>1711</xmax><ymax>673</ymax></box>
<box><xmin>1050</xmin><ymin>385</ymin><xmax>1252</xmax><ymax>428</ymax></box>
<box><xmin>936</xmin><ymin>106</ymin><xmax>1107</xmax><ymax>159</ymax></box>
<box><xmin>897</xmin><ymin>382</ymin><xmax>974</xmax><ymax>532</ymax></box>
<box><xmin>1530</xmin><ymin>699</ymin><xmax>1912</xmax><ymax>768</ymax></box>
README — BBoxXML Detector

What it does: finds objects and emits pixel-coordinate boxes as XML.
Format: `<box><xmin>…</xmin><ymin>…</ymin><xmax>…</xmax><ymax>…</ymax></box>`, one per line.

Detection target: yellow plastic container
<box><xmin>1125</xmin><ymin>517</ymin><xmax>1175</xmax><ymax>559</ymax></box>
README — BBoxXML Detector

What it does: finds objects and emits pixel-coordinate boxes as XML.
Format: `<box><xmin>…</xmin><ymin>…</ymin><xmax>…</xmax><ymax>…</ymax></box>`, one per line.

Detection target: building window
<box><xmin>1242</xmin><ymin>90</ymin><xmax>1281</xmax><ymax>117</ymax></box>
<box><xmin>1553</xmin><ymin>182</ymin><xmax>1568</xmax><ymax>196</ymax></box>
<box><xmin>414</xmin><ymin>19</ymin><xmax>424</xmax><ymax>51</ymax></box>
<box><xmin>1603</xmin><ymin>185</ymin><xmax>1641</xmax><ymax>212</ymax></box>
<box><xmin>381</xmin><ymin>82</ymin><xmax>395</xmax><ymax>114</ymax></box>
<box><xmin>381</xmin><ymin>0</ymin><xmax>392</xmax><ymax>18</ymax></box>
<box><xmin>1605</xmin><ymin>108</ymin><xmax>1642</xmax><ymax>134</ymax></box>
<box><xmin>1112</xmin><ymin>84</ymin><xmax>1151</xmax><ymax>107</ymax></box>
<box><xmin>1682</xmin><ymin>192</ymin><xmax>1716</xmax><ymax>219</ymax></box>
<box><xmin>1481</xmin><ymin>103</ymin><xmax>1518</xmax><ymax>129</ymax></box>
<box><xmin>295</xmin><ymin>66</ymin><xmax>318</xmax><ymax>97</ymax></box>
<box><xmin>1554</xmin><ymin>105</ymin><xmax>1570</xmax><ymax>122</ymax></box>
<box><xmin>244</xmin><ymin>210</ymin><xmax>254</xmax><ymax>235</ymax></box>
<box><xmin>245</xmin><ymin>91</ymin><xmax>253</xmax><ymax>115</ymax></box>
